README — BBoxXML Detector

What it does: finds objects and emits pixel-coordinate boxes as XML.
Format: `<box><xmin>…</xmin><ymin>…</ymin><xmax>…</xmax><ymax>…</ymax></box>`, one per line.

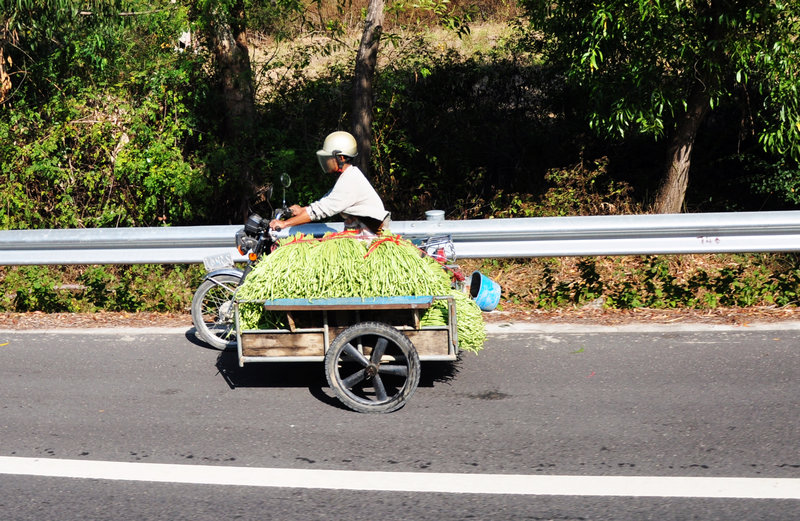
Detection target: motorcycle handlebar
<box><xmin>274</xmin><ymin>206</ymin><xmax>293</xmax><ymax>221</ymax></box>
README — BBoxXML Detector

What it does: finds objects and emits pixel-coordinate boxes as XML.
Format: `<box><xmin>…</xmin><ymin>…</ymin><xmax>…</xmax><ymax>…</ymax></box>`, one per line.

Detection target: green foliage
<box><xmin>606</xmin><ymin>280</ymin><xmax>642</xmax><ymax>309</ymax></box>
<box><xmin>3</xmin><ymin>1</ymin><xmax>141</xmax><ymax>100</ymax></box>
<box><xmin>536</xmin><ymin>261</ymin><xmax>573</xmax><ymax>309</ymax></box>
<box><xmin>536</xmin><ymin>259</ymin><xmax>603</xmax><ymax>308</ymax></box>
<box><xmin>388</xmin><ymin>0</ymin><xmax>474</xmax><ymax>37</ymax></box>
<box><xmin>773</xmin><ymin>264</ymin><xmax>800</xmax><ymax>307</ymax></box>
<box><xmin>516</xmin><ymin>254</ymin><xmax>800</xmax><ymax>311</ymax></box>
<box><xmin>639</xmin><ymin>257</ymin><xmax>694</xmax><ymax>308</ymax></box>
<box><xmin>453</xmin><ymin>156</ymin><xmax>637</xmax><ymax>219</ymax></box>
<box><xmin>2</xmin><ymin>0</ymin><xmax>793</xmax><ymax>230</ymax></box>
<box><xmin>523</xmin><ymin>0</ymin><xmax>800</xmax><ymax>162</ymax></box>
<box><xmin>79</xmin><ymin>266</ymin><xmax>116</xmax><ymax>309</ymax></box>
<box><xmin>0</xmin><ymin>1</ymin><xmax>219</xmax><ymax>228</ymax></box>
<box><xmin>1</xmin><ymin>1</ymin><xmax>798</xmax><ymax>320</ymax></box>
<box><xmin>2</xmin><ymin>254</ymin><xmax>799</xmax><ymax>315</ymax></box>
<box><xmin>741</xmin><ymin>155</ymin><xmax>800</xmax><ymax>207</ymax></box>
<box><xmin>574</xmin><ymin>258</ymin><xmax>603</xmax><ymax>303</ymax></box>
<box><xmin>0</xmin><ymin>264</ymin><xmax>202</xmax><ymax>313</ymax></box>
<box><xmin>537</xmin><ymin>158</ymin><xmax>635</xmax><ymax>217</ymax></box>
<box><xmin>477</xmin><ymin>253</ymin><xmax>799</xmax><ymax>313</ymax></box>
<box><xmin>364</xmin><ymin>35</ymin><xmax>581</xmax><ymax>218</ymax></box>
<box><xmin>5</xmin><ymin>265</ymin><xmax>76</xmax><ymax>313</ymax></box>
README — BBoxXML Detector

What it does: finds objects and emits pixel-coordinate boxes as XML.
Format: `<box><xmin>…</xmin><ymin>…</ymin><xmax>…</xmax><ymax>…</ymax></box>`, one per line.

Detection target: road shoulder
<box><xmin>1</xmin><ymin>308</ymin><xmax>798</xmax><ymax>334</ymax></box>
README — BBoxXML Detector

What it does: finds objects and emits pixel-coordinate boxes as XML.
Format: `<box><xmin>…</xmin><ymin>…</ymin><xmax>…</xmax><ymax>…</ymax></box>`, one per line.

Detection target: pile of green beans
<box><xmin>234</xmin><ymin>233</ymin><xmax>485</xmax><ymax>351</ymax></box>
<box><xmin>421</xmin><ymin>290</ymin><xmax>486</xmax><ymax>353</ymax></box>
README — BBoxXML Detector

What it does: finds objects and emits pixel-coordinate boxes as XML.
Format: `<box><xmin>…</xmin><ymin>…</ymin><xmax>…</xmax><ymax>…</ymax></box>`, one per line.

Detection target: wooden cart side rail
<box><xmin>239</xmin><ymin>324</ymin><xmax>450</xmax><ymax>333</ymax></box>
<box><xmin>253</xmin><ymin>295</ymin><xmax>435</xmax><ymax>311</ymax></box>
<box><xmin>234</xmin><ymin>294</ymin><xmax>459</xmax><ymax>366</ymax></box>
<box><xmin>239</xmin><ymin>327</ymin><xmax>454</xmax><ymax>361</ymax></box>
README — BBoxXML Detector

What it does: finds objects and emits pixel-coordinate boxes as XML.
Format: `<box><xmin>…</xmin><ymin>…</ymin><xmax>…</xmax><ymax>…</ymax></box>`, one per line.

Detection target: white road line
<box><xmin>1</xmin><ymin>457</ymin><xmax>798</xmax><ymax>499</ymax></box>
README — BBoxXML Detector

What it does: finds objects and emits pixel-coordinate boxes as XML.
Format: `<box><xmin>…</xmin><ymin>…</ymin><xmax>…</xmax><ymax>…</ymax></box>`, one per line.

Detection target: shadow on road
<box><xmin>183</xmin><ymin>329</ymin><xmax>235</xmax><ymax>352</ymax></box>
<box><xmin>214</xmin><ymin>350</ymin><xmax>462</xmax><ymax>389</ymax></box>
<box><xmin>214</xmin><ymin>350</ymin><xmax>326</xmax><ymax>389</ymax></box>
<box><xmin>213</xmin><ymin>349</ymin><xmax>463</xmax><ymax>410</ymax></box>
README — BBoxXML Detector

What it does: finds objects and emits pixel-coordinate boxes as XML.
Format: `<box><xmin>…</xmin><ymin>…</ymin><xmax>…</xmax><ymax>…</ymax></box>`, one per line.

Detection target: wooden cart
<box><xmin>233</xmin><ymin>295</ymin><xmax>458</xmax><ymax>413</ymax></box>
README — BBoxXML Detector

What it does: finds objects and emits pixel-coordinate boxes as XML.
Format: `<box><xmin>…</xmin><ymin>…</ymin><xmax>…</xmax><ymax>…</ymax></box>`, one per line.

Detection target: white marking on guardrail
<box><xmin>1</xmin><ymin>457</ymin><xmax>798</xmax><ymax>499</ymax></box>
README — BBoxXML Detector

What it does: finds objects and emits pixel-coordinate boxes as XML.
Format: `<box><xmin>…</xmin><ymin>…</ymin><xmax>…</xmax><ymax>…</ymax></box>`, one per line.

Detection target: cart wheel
<box><xmin>325</xmin><ymin>322</ymin><xmax>421</xmax><ymax>413</ymax></box>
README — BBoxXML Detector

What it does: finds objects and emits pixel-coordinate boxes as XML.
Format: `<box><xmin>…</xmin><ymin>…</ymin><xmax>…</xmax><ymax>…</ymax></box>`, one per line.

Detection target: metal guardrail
<box><xmin>1</xmin><ymin>211</ymin><xmax>800</xmax><ymax>266</ymax></box>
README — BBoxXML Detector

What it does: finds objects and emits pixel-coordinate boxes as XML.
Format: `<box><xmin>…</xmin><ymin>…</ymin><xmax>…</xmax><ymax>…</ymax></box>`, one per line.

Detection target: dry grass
<box><xmin>459</xmin><ymin>253</ymin><xmax>800</xmax><ymax>311</ymax></box>
<box><xmin>248</xmin><ymin>3</ymin><xmax>523</xmax><ymax>100</ymax></box>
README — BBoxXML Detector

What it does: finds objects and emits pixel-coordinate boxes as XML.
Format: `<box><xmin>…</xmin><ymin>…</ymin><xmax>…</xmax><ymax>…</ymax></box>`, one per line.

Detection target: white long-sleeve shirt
<box><xmin>307</xmin><ymin>165</ymin><xmax>388</xmax><ymax>222</ymax></box>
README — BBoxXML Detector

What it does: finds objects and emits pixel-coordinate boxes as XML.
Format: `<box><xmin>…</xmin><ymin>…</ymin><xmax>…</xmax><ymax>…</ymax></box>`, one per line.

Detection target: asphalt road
<box><xmin>0</xmin><ymin>323</ymin><xmax>798</xmax><ymax>520</ymax></box>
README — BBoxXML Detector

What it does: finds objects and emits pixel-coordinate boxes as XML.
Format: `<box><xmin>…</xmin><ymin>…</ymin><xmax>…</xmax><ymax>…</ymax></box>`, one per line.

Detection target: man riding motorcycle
<box><xmin>269</xmin><ymin>131</ymin><xmax>390</xmax><ymax>234</ymax></box>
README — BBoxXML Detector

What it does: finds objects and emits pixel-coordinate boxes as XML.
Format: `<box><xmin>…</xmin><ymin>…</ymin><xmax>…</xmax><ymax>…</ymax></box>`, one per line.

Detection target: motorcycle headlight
<box><xmin>235</xmin><ymin>230</ymin><xmax>257</xmax><ymax>256</ymax></box>
<box><xmin>244</xmin><ymin>213</ymin><xmax>265</xmax><ymax>235</ymax></box>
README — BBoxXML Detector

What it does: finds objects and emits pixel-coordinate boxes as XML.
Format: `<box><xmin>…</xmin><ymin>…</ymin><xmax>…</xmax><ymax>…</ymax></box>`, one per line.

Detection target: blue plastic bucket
<box><xmin>469</xmin><ymin>271</ymin><xmax>501</xmax><ymax>311</ymax></box>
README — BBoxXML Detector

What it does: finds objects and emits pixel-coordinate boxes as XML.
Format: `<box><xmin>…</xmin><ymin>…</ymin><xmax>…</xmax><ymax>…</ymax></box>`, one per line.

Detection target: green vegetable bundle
<box><xmin>235</xmin><ymin>232</ymin><xmax>485</xmax><ymax>352</ymax></box>
<box><xmin>421</xmin><ymin>290</ymin><xmax>487</xmax><ymax>352</ymax></box>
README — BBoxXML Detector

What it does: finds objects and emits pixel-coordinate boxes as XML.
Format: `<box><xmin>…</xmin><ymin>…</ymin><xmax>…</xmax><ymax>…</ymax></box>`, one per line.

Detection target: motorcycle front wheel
<box><xmin>191</xmin><ymin>273</ymin><xmax>242</xmax><ymax>350</ymax></box>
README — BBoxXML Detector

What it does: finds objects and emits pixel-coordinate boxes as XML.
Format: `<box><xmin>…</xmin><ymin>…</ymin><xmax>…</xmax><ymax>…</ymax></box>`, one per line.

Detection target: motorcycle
<box><xmin>191</xmin><ymin>174</ymin><xmax>292</xmax><ymax>349</ymax></box>
<box><xmin>190</xmin><ymin>173</ymin><xmax>466</xmax><ymax>349</ymax></box>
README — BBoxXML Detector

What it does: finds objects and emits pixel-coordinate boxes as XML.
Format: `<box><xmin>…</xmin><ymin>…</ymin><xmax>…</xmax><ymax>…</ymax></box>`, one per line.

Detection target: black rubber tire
<box><xmin>325</xmin><ymin>321</ymin><xmax>421</xmax><ymax>413</ymax></box>
<box><xmin>190</xmin><ymin>273</ymin><xmax>242</xmax><ymax>350</ymax></box>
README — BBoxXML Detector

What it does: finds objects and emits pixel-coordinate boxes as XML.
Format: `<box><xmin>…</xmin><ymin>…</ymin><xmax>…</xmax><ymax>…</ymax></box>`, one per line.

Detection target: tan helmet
<box><xmin>316</xmin><ymin>131</ymin><xmax>358</xmax><ymax>172</ymax></box>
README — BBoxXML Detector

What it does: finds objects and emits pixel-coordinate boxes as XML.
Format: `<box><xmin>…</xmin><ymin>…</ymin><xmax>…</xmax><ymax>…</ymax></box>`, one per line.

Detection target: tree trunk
<box><xmin>203</xmin><ymin>1</ymin><xmax>258</xmax><ymax>220</ymax></box>
<box><xmin>211</xmin><ymin>1</ymin><xmax>255</xmax><ymax>140</ymax></box>
<box><xmin>652</xmin><ymin>88</ymin><xmax>710</xmax><ymax>213</ymax></box>
<box><xmin>351</xmin><ymin>0</ymin><xmax>384</xmax><ymax>177</ymax></box>
<box><xmin>0</xmin><ymin>48</ymin><xmax>11</xmax><ymax>104</ymax></box>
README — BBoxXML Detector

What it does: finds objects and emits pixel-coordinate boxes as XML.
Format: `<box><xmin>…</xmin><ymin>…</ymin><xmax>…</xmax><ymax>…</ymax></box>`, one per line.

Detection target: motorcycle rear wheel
<box><xmin>191</xmin><ymin>273</ymin><xmax>242</xmax><ymax>350</ymax></box>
